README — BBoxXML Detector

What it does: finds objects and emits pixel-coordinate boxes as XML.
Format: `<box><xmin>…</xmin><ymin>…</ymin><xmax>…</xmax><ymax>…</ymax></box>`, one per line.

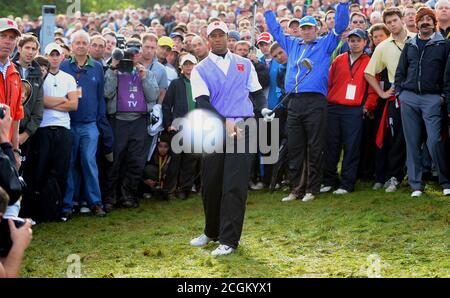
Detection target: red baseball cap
<box><xmin>257</xmin><ymin>32</ymin><xmax>273</xmax><ymax>45</ymax></box>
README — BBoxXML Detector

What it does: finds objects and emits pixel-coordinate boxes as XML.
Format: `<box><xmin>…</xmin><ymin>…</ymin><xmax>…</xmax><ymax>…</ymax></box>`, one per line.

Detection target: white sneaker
<box><xmin>190</xmin><ymin>234</ymin><xmax>214</xmax><ymax>247</ymax></box>
<box><xmin>248</xmin><ymin>181</ymin><xmax>255</xmax><ymax>189</ymax></box>
<box><xmin>320</xmin><ymin>185</ymin><xmax>332</xmax><ymax>193</ymax></box>
<box><xmin>385</xmin><ymin>177</ymin><xmax>399</xmax><ymax>193</ymax></box>
<box><xmin>80</xmin><ymin>207</ymin><xmax>91</xmax><ymax>214</ymax></box>
<box><xmin>211</xmin><ymin>244</ymin><xmax>235</xmax><ymax>256</ymax></box>
<box><xmin>302</xmin><ymin>193</ymin><xmax>315</xmax><ymax>202</ymax></box>
<box><xmin>372</xmin><ymin>182</ymin><xmax>384</xmax><ymax>190</ymax></box>
<box><xmin>443</xmin><ymin>189</ymin><xmax>450</xmax><ymax>196</ymax></box>
<box><xmin>251</xmin><ymin>181</ymin><xmax>265</xmax><ymax>190</ymax></box>
<box><xmin>333</xmin><ymin>188</ymin><xmax>348</xmax><ymax>195</ymax></box>
<box><xmin>411</xmin><ymin>190</ymin><xmax>423</xmax><ymax>198</ymax></box>
<box><xmin>281</xmin><ymin>193</ymin><xmax>297</xmax><ymax>202</ymax></box>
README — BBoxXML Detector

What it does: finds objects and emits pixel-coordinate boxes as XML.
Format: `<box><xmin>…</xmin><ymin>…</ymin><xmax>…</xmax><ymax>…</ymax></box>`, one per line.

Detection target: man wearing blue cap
<box><xmin>322</xmin><ymin>29</ymin><xmax>378</xmax><ymax>195</ymax></box>
<box><xmin>227</xmin><ymin>31</ymin><xmax>240</xmax><ymax>53</ymax></box>
<box><xmin>262</xmin><ymin>0</ymin><xmax>350</xmax><ymax>203</ymax></box>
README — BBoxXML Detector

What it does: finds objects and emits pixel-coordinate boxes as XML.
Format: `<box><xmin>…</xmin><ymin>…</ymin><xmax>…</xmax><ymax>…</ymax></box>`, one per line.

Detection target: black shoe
<box><xmin>60</xmin><ymin>211</ymin><xmax>72</xmax><ymax>222</ymax></box>
<box><xmin>72</xmin><ymin>205</ymin><xmax>80</xmax><ymax>215</ymax></box>
<box><xmin>122</xmin><ymin>200</ymin><xmax>139</xmax><ymax>208</ymax></box>
<box><xmin>103</xmin><ymin>203</ymin><xmax>115</xmax><ymax>213</ymax></box>
<box><xmin>165</xmin><ymin>193</ymin><xmax>177</xmax><ymax>201</ymax></box>
<box><xmin>177</xmin><ymin>191</ymin><xmax>188</xmax><ymax>200</ymax></box>
<box><xmin>92</xmin><ymin>205</ymin><xmax>106</xmax><ymax>217</ymax></box>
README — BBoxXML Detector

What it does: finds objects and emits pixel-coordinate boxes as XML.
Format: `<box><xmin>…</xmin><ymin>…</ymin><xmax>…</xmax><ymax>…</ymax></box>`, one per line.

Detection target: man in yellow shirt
<box><xmin>364</xmin><ymin>7</ymin><xmax>415</xmax><ymax>193</ymax></box>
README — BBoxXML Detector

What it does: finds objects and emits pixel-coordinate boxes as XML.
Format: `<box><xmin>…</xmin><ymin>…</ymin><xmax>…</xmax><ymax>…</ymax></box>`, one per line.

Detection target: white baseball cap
<box><xmin>0</xmin><ymin>18</ymin><xmax>21</xmax><ymax>36</ymax></box>
<box><xmin>44</xmin><ymin>42</ymin><xmax>63</xmax><ymax>55</ymax></box>
<box><xmin>180</xmin><ymin>53</ymin><xmax>198</xmax><ymax>66</ymax></box>
<box><xmin>207</xmin><ymin>21</ymin><xmax>229</xmax><ymax>36</ymax></box>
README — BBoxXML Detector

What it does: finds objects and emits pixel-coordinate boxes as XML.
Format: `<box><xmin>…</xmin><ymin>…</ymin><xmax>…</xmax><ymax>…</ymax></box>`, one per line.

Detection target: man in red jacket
<box><xmin>321</xmin><ymin>29</ymin><xmax>377</xmax><ymax>194</ymax></box>
<box><xmin>0</xmin><ymin>19</ymin><xmax>23</xmax><ymax>170</ymax></box>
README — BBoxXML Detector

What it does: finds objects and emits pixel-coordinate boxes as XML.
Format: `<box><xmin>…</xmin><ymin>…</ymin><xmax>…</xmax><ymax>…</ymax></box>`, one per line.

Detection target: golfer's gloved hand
<box><xmin>261</xmin><ymin>108</ymin><xmax>275</xmax><ymax>123</ymax></box>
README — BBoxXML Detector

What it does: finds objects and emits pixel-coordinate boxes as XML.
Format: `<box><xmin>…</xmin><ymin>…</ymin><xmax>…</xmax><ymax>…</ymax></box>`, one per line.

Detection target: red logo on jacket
<box><xmin>237</xmin><ymin>64</ymin><xmax>244</xmax><ymax>72</ymax></box>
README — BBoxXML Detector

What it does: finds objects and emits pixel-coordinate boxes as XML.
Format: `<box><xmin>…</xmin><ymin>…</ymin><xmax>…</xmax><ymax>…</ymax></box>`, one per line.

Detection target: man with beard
<box><xmin>395</xmin><ymin>7</ymin><xmax>450</xmax><ymax>197</ymax></box>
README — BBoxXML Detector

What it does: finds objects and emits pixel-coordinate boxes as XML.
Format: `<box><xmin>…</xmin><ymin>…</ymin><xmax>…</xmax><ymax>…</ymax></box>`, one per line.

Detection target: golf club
<box><xmin>250</xmin><ymin>0</ymin><xmax>259</xmax><ymax>49</ymax></box>
<box><xmin>268</xmin><ymin>58</ymin><xmax>313</xmax><ymax>116</ymax></box>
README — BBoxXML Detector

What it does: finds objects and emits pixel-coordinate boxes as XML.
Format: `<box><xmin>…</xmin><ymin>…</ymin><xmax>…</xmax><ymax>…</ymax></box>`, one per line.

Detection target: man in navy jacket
<box><xmin>60</xmin><ymin>30</ymin><xmax>107</xmax><ymax>218</ymax></box>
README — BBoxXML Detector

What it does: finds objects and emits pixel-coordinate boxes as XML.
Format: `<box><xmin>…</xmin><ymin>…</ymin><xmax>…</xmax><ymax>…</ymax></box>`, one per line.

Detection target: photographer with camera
<box><xmin>0</xmin><ymin>103</ymin><xmax>32</xmax><ymax>278</ymax></box>
<box><xmin>103</xmin><ymin>40</ymin><xmax>159</xmax><ymax>211</ymax></box>
<box><xmin>0</xmin><ymin>186</ymin><xmax>32</xmax><ymax>278</ymax></box>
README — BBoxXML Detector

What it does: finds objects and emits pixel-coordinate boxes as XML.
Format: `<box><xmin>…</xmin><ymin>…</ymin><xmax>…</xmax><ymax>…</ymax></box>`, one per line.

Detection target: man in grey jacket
<box><xmin>103</xmin><ymin>47</ymin><xmax>159</xmax><ymax>210</ymax></box>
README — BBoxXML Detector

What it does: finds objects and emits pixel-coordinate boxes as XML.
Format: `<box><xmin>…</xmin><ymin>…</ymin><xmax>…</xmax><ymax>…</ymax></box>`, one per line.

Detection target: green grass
<box><xmin>21</xmin><ymin>182</ymin><xmax>450</xmax><ymax>278</ymax></box>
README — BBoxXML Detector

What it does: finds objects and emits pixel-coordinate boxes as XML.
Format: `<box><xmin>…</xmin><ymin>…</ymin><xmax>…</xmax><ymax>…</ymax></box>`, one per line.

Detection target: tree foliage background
<box><xmin>1</xmin><ymin>0</ymin><xmax>175</xmax><ymax>18</ymax></box>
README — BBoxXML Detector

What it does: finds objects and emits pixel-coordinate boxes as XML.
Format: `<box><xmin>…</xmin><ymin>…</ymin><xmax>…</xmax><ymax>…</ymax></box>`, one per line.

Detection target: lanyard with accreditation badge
<box><xmin>345</xmin><ymin>54</ymin><xmax>364</xmax><ymax>101</ymax></box>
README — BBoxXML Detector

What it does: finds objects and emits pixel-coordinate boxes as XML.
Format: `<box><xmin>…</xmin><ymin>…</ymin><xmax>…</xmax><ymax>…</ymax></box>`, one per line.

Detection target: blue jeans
<box><xmin>63</xmin><ymin>122</ymin><xmax>103</xmax><ymax>213</ymax></box>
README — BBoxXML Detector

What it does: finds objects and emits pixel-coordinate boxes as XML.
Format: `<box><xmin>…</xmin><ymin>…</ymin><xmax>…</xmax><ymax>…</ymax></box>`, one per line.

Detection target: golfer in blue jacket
<box><xmin>262</xmin><ymin>0</ymin><xmax>350</xmax><ymax>202</ymax></box>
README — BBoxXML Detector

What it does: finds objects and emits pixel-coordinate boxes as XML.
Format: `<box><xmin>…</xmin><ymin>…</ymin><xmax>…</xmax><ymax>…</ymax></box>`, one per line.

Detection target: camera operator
<box><xmin>103</xmin><ymin>43</ymin><xmax>159</xmax><ymax>211</ymax></box>
<box><xmin>0</xmin><ymin>104</ymin><xmax>32</xmax><ymax>278</ymax></box>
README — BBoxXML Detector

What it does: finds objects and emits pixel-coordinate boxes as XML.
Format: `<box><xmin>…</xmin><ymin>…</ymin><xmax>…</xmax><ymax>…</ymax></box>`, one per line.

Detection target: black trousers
<box><xmin>375</xmin><ymin>101</ymin><xmax>406</xmax><ymax>183</ymax></box>
<box><xmin>323</xmin><ymin>105</ymin><xmax>364</xmax><ymax>192</ymax></box>
<box><xmin>201</xmin><ymin>126</ymin><xmax>254</xmax><ymax>249</ymax></box>
<box><xmin>287</xmin><ymin>93</ymin><xmax>327</xmax><ymax>194</ymax></box>
<box><xmin>18</xmin><ymin>129</ymin><xmax>33</xmax><ymax>175</ymax></box>
<box><xmin>105</xmin><ymin>116</ymin><xmax>151</xmax><ymax>204</ymax></box>
<box><xmin>164</xmin><ymin>152</ymin><xmax>200</xmax><ymax>195</ymax></box>
<box><xmin>21</xmin><ymin>126</ymin><xmax>73</xmax><ymax>218</ymax></box>
<box><xmin>263</xmin><ymin>107</ymin><xmax>288</xmax><ymax>185</ymax></box>
<box><xmin>97</xmin><ymin>139</ymin><xmax>113</xmax><ymax>199</ymax></box>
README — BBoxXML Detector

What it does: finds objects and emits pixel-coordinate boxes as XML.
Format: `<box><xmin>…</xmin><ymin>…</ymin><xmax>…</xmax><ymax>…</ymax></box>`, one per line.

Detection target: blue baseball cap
<box><xmin>169</xmin><ymin>32</ymin><xmax>184</xmax><ymax>41</ymax></box>
<box><xmin>299</xmin><ymin>16</ymin><xmax>318</xmax><ymax>27</ymax></box>
<box><xmin>348</xmin><ymin>28</ymin><xmax>368</xmax><ymax>40</ymax></box>
<box><xmin>228</xmin><ymin>31</ymin><xmax>240</xmax><ymax>41</ymax></box>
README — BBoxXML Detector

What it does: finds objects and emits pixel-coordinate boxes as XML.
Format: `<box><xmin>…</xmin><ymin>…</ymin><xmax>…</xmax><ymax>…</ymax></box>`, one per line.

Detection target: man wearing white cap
<box><xmin>0</xmin><ymin>18</ymin><xmax>23</xmax><ymax>169</ymax></box>
<box><xmin>162</xmin><ymin>53</ymin><xmax>200</xmax><ymax>201</ymax></box>
<box><xmin>189</xmin><ymin>21</ymin><xmax>268</xmax><ymax>256</ymax></box>
<box><xmin>21</xmin><ymin>42</ymin><xmax>79</xmax><ymax>222</ymax></box>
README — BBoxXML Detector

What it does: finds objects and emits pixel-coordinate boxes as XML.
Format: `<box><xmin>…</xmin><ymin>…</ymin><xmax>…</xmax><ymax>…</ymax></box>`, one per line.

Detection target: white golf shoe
<box><xmin>211</xmin><ymin>244</ymin><xmax>235</xmax><ymax>256</ymax></box>
<box><xmin>190</xmin><ymin>234</ymin><xmax>214</xmax><ymax>247</ymax></box>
